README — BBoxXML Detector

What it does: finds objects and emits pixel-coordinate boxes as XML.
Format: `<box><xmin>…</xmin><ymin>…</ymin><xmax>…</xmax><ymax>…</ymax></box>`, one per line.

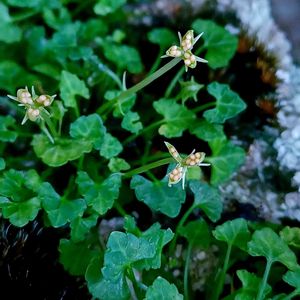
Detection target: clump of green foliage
<box><xmin>0</xmin><ymin>1</ymin><xmax>299</xmax><ymax>299</ymax></box>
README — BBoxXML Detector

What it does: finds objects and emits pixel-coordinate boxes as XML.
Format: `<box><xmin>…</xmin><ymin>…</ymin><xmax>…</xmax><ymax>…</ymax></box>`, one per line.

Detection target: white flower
<box><xmin>161</xmin><ymin>30</ymin><xmax>208</xmax><ymax>71</ymax></box>
<box><xmin>7</xmin><ymin>86</ymin><xmax>56</xmax><ymax>125</ymax></box>
<box><xmin>165</xmin><ymin>141</ymin><xmax>210</xmax><ymax>189</ymax></box>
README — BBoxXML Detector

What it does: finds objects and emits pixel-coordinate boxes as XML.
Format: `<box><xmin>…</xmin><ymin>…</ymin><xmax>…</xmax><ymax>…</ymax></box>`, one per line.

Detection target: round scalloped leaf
<box><xmin>32</xmin><ymin>134</ymin><xmax>93</xmax><ymax>167</ymax></box>
<box><xmin>145</xmin><ymin>277</ymin><xmax>183</xmax><ymax>300</ymax></box>
<box><xmin>131</xmin><ymin>175</ymin><xmax>186</xmax><ymax>218</ymax></box>
<box><xmin>213</xmin><ymin>218</ymin><xmax>250</xmax><ymax>250</ymax></box>
<box><xmin>192</xmin><ymin>19</ymin><xmax>238</xmax><ymax>69</ymax></box>
<box><xmin>247</xmin><ymin>228</ymin><xmax>298</xmax><ymax>270</ymax></box>
<box><xmin>189</xmin><ymin>181</ymin><xmax>222</xmax><ymax>222</ymax></box>
<box><xmin>0</xmin><ymin>196</ymin><xmax>41</xmax><ymax>227</ymax></box>
<box><xmin>204</xmin><ymin>82</ymin><xmax>246</xmax><ymax>124</ymax></box>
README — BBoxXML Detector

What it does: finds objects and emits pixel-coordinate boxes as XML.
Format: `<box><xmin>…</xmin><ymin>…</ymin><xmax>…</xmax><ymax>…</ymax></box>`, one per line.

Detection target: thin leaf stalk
<box><xmin>256</xmin><ymin>259</ymin><xmax>273</xmax><ymax>300</ymax></box>
<box><xmin>282</xmin><ymin>289</ymin><xmax>300</xmax><ymax>300</ymax></box>
<box><xmin>169</xmin><ymin>203</ymin><xmax>196</xmax><ymax>254</ymax></box>
<box><xmin>184</xmin><ymin>243</ymin><xmax>193</xmax><ymax>300</ymax></box>
<box><xmin>123</xmin><ymin>157</ymin><xmax>174</xmax><ymax>178</ymax></box>
<box><xmin>212</xmin><ymin>243</ymin><xmax>232</xmax><ymax>300</ymax></box>
<box><xmin>97</xmin><ymin>58</ymin><xmax>181</xmax><ymax>116</ymax></box>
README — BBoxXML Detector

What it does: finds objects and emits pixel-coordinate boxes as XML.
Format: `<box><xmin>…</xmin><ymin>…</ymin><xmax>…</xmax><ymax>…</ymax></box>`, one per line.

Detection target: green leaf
<box><xmin>99</xmin><ymin>133</ymin><xmax>123</xmax><ymax>159</ymax></box>
<box><xmin>123</xmin><ymin>215</ymin><xmax>140</xmax><ymax>235</ymax></box>
<box><xmin>86</xmin><ymin>256</ymin><xmax>130</xmax><ymax>300</ymax></box>
<box><xmin>191</xmin><ymin>119</ymin><xmax>225</xmax><ymax>142</ymax></box>
<box><xmin>103</xmin><ymin>42</ymin><xmax>143</xmax><ymax>74</ymax></box>
<box><xmin>235</xmin><ymin>270</ymin><xmax>272</xmax><ymax>300</ymax></box>
<box><xmin>153</xmin><ymin>98</ymin><xmax>196</xmax><ymax>138</ymax></box>
<box><xmin>148</xmin><ymin>28</ymin><xmax>177</xmax><ymax>48</ymax></box>
<box><xmin>0</xmin><ymin>158</ymin><xmax>5</xmax><ymax>171</ymax></box>
<box><xmin>131</xmin><ymin>175</ymin><xmax>186</xmax><ymax>218</ymax></box>
<box><xmin>192</xmin><ymin>19</ymin><xmax>238</xmax><ymax>68</ymax></box>
<box><xmin>108</xmin><ymin>157</ymin><xmax>130</xmax><ymax>172</ymax></box>
<box><xmin>50</xmin><ymin>100</ymin><xmax>67</xmax><ymax>122</ymax></box>
<box><xmin>59</xmin><ymin>70</ymin><xmax>90</xmax><ymax>108</ymax></box>
<box><xmin>283</xmin><ymin>270</ymin><xmax>300</xmax><ymax>288</ymax></box>
<box><xmin>0</xmin><ymin>116</ymin><xmax>17</xmax><ymax>142</ymax></box>
<box><xmin>70</xmin><ymin>114</ymin><xmax>106</xmax><ymax>149</ymax></box>
<box><xmin>32</xmin><ymin>134</ymin><xmax>93</xmax><ymax>167</ymax></box>
<box><xmin>94</xmin><ymin>0</ymin><xmax>126</xmax><ymax>16</ymax></box>
<box><xmin>79</xmin><ymin>19</ymin><xmax>108</xmax><ymax>42</ymax></box>
<box><xmin>0</xmin><ymin>196</ymin><xmax>41</xmax><ymax>227</ymax></box>
<box><xmin>179</xmin><ymin>219</ymin><xmax>211</xmax><ymax>248</ymax></box>
<box><xmin>0</xmin><ymin>61</ymin><xmax>38</xmax><ymax>93</ymax></box>
<box><xmin>50</xmin><ymin>22</ymin><xmax>93</xmax><ymax>61</ymax></box>
<box><xmin>42</xmin><ymin>7</ymin><xmax>71</xmax><ymax>30</ymax></box>
<box><xmin>178</xmin><ymin>79</ymin><xmax>204</xmax><ymax>104</ymax></box>
<box><xmin>47</xmin><ymin>198</ymin><xmax>86</xmax><ymax>227</ymax></box>
<box><xmin>33</xmin><ymin>114</ymin><xmax>106</xmax><ymax>167</ymax></box>
<box><xmin>0</xmin><ymin>169</ymin><xmax>41</xmax><ymax>202</ymax></box>
<box><xmin>213</xmin><ymin>218</ymin><xmax>250</xmax><ymax>250</ymax></box>
<box><xmin>145</xmin><ymin>277</ymin><xmax>183</xmax><ymax>300</ymax></box>
<box><xmin>7</xmin><ymin>0</ymin><xmax>60</xmax><ymax>8</ymax></box>
<box><xmin>102</xmin><ymin>231</ymin><xmax>156</xmax><ymax>280</ymax></box>
<box><xmin>59</xmin><ymin>238</ymin><xmax>100</xmax><ymax>276</ymax></box>
<box><xmin>207</xmin><ymin>139</ymin><xmax>245</xmax><ymax>185</ymax></box>
<box><xmin>121</xmin><ymin>111</ymin><xmax>143</xmax><ymax>134</ymax></box>
<box><xmin>247</xmin><ymin>228</ymin><xmax>298</xmax><ymax>270</ymax></box>
<box><xmin>38</xmin><ymin>182</ymin><xmax>60</xmax><ymax>211</ymax></box>
<box><xmin>70</xmin><ymin>214</ymin><xmax>98</xmax><ymax>242</ymax></box>
<box><xmin>204</xmin><ymin>82</ymin><xmax>246</xmax><ymax>123</ymax></box>
<box><xmin>76</xmin><ymin>171</ymin><xmax>122</xmax><ymax>215</ymax></box>
<box><xmin>105</xmin><ymin>90</ymin><xmax>136</xmax><ymax>118</ymax></box>
<box><xmin>0</xmin><ymin>3</ymin><xmax>22</xmax><ymax>43</ymax></box>
<box><xmin>280</xmin><ymin>226</ymin><xmax>300</xmax><ymax>249</ymax></box>
<box><xmin>39</xmin><ymin>181</ymin><xmax>86</xmax><ymax>227</ymax></box>
<box><xmin>189</xmin><ymin>181</ymin><xmax>222</xmax><ymax>222</ymax></box>
<box><xmin>134</xmin><ymin>223</ymin><xmax>174</xmax><ymax>270</ymax></box>
<box><xmin>91</xmin><ymin>224</ymin><xmax>173</xmax><ymax>300</ymax></box>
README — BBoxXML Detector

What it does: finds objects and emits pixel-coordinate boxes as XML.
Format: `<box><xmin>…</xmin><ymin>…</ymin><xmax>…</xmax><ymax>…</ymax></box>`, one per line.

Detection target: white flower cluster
<box><xmin>8</xmin><ymin>87</ymin><xmax>56</xmax><ymax>125</ymax></box>
<box><xmin>162</xmin><ymin>30</ymin><xmax>208</xmax><ymax>71</ymax></box>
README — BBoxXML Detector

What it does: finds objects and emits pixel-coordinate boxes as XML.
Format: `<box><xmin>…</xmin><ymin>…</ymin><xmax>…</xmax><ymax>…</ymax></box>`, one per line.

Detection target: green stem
<box><xmin>164</xmin><ymin>46</ymin><xmax>205</xmax><ymax>98</ymax></box>
<box><xmin>123</xmin><ymin>157</ymin><xmax>174</xmax><ymax>178</ymax></box>
<box><xmin>169</xmin><ymin>203</ymin><xmax>196</xmax><ymax>254</ymax></box>
<box><xmin>282</xmin><ymin>289</ymin><xmax>300</xmax><ymax>300</ymax></box>
<box><xmin>256</xmin><ymin>260</ymin><xmax>273</xmax><ymax>300</ymax></box>
<box><xmin>123</xmin><ymin>120</ymin><xmax>164</xmax><ymax>145</ymax></box>
<box><xmin>11</xmin><ymin>10</ymin><xmax>39</xmax><ymax>22</ymax></box>
<box><xmin>40</xmin><ymin>122</ymin><xmax>54</xmax><ymax>144</ymax></box>
<box><xmin>192</xmin><ymin>101</ymin><xmax>216</xmax><ymax>113</ymax></box>
<box><xmin>43</xmin><ymin>114</ymin><xmax>58</xmax><ymax>138</ymax></box>
<box><xmin>97</xmin><ymin>58</ymin><xmax>181</xmax><ymax>116</ymax></box>
<box><xmin>213</xmin><ymin>243</ymin><xmax>232</xmax><ymax>300</ymax></box>
<box><xmin>114</xmin><ymin>201</ymin><xmax>127</xmax><ymax>217</ymax></box>
<box><xmin>165</xmin><ymin>68</ymin><xmax>185</xmax><ymax>98</ymax></box>
<box><xmin>184</xmin><ymin>244</ymin><xmax>193</xmax><ymax>300</ymax></box>
<box><xmin>147</xmin><ymin>49</ymin><xmax>164</xmax><ymax>75</ymax></box>
<box><xmin>126</xmin><ymin>268</ymin><xmax>140</xmax><ymax>300</ymax></box>
<box><xmin>74</xmin><ymin>103</ymin><xmax>80</xmax><ymax>118</ymax></box>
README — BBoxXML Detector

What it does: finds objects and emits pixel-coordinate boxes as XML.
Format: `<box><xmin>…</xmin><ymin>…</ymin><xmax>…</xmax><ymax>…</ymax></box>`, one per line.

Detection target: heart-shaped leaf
<box><xmin>204</xmin><ymin>82</ymin><xmax>246</xmax><ymax>124</ymax></box>
<box><xmin>247</xmin><ymin>228</ymin><xmax>298</xmax><ymax>270</ymax></box>
<box><xmin>213</xmin><ymin>218</ymin><xmax>250</xmax><ymax>250</ymax></box>
<box><xmin>145</xmin><ymin>277</ymin><xmax>183</xmax><ymax>300</ymax></box>
<box><xmin>60</xmin><ymin>70</ymin><xmax>90</xmax><ymax>108</ymax></box>
<box><xmin>189</xmin><ymin>181</ymin><xmax>222</xmax><ymax>222</ymax></box>
<box><xmin>76</xmin><ymin>171</ymin><xmax>122</xmax><ymax>215</ymax></box>
<box><xmin>153</xmin><ymin>98</ymin><xmax>196</xmax><ymax>138</ymax></box>
<box><xmin>207</xmin><ymin>139</ymin><xmax>245</xmax><ymax>185</ymax></box>
<box><xmin>192</xmin><ymin>19</ymin><xmax>238</xmax><ymax>69</ymax></box>
<box><xmin>131</xmin><ymin>175</ymin><xmax>186</xmax><ymax>218</ymax></box>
